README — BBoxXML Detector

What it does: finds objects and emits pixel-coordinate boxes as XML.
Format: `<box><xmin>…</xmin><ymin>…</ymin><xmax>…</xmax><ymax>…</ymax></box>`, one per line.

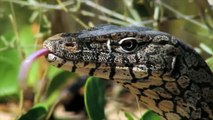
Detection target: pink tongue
<box><xmin>18</xmin><ymin>48</ymin><xmax>49</xmax><ymax>83</ymax></box>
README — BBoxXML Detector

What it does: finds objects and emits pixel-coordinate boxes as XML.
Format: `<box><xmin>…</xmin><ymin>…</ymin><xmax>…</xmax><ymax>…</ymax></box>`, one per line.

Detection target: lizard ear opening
<box><xmin>147</xmin><ymin>55</ymin><xmax>178</xmax><ymax>77</ymax></box>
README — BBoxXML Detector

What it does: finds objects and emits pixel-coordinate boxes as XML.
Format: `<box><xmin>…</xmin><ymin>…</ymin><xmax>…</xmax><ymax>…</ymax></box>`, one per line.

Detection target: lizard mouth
<box><xmin>45</xmin><ymin>52</ymin><xmax>102</xmax><ymax>71</ymax></box>
<box><xmin>45</xmin><ymin>53</ymin><xmax>137</xmax><ymax>81</ymax></box>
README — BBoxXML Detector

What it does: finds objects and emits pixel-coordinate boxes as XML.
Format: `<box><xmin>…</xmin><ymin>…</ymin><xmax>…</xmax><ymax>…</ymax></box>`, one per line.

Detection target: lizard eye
<box><xmin>119</xmin><ymin>37</ymin><xmax>138</xmax><ymax>52</ymax></box>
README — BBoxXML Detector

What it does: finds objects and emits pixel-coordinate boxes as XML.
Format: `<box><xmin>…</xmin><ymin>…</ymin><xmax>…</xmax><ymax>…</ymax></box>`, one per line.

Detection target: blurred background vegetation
<box><xmin>0</xmin><ymin>0</ymin><xmax>213</xmax><ymax>120</ymax></box>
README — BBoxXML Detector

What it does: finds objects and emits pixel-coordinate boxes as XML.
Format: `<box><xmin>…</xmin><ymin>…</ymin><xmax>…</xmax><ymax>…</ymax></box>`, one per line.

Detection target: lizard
<box><xmin>43</xmin><ymin>24</ymin><xmax>213</xmax><ymax>120</ymax></box>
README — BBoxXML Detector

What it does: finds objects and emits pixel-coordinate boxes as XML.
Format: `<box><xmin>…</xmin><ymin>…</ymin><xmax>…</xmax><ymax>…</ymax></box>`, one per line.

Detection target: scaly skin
<box><xmin>43</xmin><ymin>24</ymin><xmax>213</xmax><ymax>120</ymax></box>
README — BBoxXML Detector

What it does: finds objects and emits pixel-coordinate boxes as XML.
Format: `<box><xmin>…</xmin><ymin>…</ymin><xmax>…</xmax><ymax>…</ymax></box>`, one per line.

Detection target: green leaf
<box><xmin>19</xmin><ymin>26</ymin><xmax>35</xmax><ymax>56</ymax></box>
<box><xmin>84</xmin><ymin>77</ymin><xmax>105</xmax><ymax>120</ymax></box>
<box><xmin>44</xmin><ymin>71</ymin><xmax>75</xmax><ymax>107</ymax></box>
<box><xmin>18</xmin><ymin>103</ymin><xmax>48</xmax><ymax>120</ymax></box>
<box><xmin>141</xmin><ymin>110</ymin><xmax>161</xmax><ymax>120</ymax></box>
<box><xmin>124</xmin><ymin>112</ymin><xmax>134</xmax><ymax>120</ymax></box>
<box><xmin>47</xmin><ymin>71</ymin><xmax>75</xmax><ymax>96</ymax></box>
<box><xmin>0</xmin><ymin>49</ymin><xmax>19</xmax><ymax>97</ymax></box>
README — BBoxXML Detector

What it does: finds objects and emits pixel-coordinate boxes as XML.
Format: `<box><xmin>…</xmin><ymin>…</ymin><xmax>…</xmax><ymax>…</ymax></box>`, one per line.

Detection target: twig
<box><xmin>122</xmin><ymin>0</ymin><xmax>142</xmax><ymax>22</ymax></box>
<box><xmin>82</xmin><ymin>0</ymin><xmax>143</xmax><ymax>25</ymax></box>
<box><xmin>1</xmin><ymin>0</ymin><xmax>74</xmax><ymax>10</ymax></box>
<box><xmin>156</xmin><ymin>0</ymin><xmax>208</xmax><ymax>30</ymax></box>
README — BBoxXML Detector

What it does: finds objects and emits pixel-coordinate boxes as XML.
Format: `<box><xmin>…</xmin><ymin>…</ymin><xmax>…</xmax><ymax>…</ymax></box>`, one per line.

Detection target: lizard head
<box><xmin>43</xmin><ymin>25</ymin><xmax>213</xmax><ymax>119</ymax></box>
<box><xmin>43</xmin><ymin>25</ymin><xmax>181</xmax><ymax>81</ymax></box>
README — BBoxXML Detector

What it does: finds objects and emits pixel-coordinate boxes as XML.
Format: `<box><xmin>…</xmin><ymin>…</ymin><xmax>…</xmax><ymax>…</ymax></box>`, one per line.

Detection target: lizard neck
<box><xmin>134</xmin><ymin>45</ymin><xmax>213</xmax><ymax>120</ymax></box>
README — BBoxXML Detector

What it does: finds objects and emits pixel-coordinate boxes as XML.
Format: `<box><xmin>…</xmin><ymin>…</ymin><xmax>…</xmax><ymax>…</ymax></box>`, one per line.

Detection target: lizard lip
<box><xmin>45</xmin><ymin>53</ymin><xmax>105</xmax><ymax>72</ymax></box>
<box><xmin>45</xmin><ymin>53</ymin><xmax>61</xmax><ymax>63</ymax></box>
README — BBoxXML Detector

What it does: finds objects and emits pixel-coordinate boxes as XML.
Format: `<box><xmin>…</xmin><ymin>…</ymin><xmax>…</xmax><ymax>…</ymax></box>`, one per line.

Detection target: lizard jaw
<box><xmin>46</xmin><ymin>53</ymin><xmax>150</xmax><ymax>82</ymax></box>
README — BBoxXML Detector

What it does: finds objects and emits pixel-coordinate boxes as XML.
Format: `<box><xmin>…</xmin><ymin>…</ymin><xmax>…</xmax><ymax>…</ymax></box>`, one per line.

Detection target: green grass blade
<box><xmin>124</xmin><ymin>112</ymin><xmax>134</xmax><ymax>120</ymax></box>
<box><xmin>141</xmin><ymin>110</ymin><xmax>161</xmax><ymax>120</ymax></box>
<box><xmin>206</xmin><ymin>56</ymin><xmax>213</xmax><ymax>72</ymax></box>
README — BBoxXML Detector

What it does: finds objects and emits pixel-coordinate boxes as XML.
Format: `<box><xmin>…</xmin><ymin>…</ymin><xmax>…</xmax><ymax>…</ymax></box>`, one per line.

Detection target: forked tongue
<box><xmin>18</xmin><ymin>48</ymin><xmax>49</xmax><ymax>88</ymax></box>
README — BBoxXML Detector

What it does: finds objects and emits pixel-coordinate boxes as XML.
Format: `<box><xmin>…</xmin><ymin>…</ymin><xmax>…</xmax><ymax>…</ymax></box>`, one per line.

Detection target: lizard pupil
<box><xmin>120</xmin><ymin>38</ymin><xmax>137</xmax><ymax>51</ymax></box>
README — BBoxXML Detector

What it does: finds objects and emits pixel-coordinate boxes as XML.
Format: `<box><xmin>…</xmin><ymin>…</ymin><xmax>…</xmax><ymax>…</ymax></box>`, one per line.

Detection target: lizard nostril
<box><xmin>64</xmin><ymin>42</ymin><xmax>78</xmax><ymax>51</ymax></box>
<box><xmin>65</xmin><ymin>42</ymin><xmax>76</xmax><ymax>47</ymax></box>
